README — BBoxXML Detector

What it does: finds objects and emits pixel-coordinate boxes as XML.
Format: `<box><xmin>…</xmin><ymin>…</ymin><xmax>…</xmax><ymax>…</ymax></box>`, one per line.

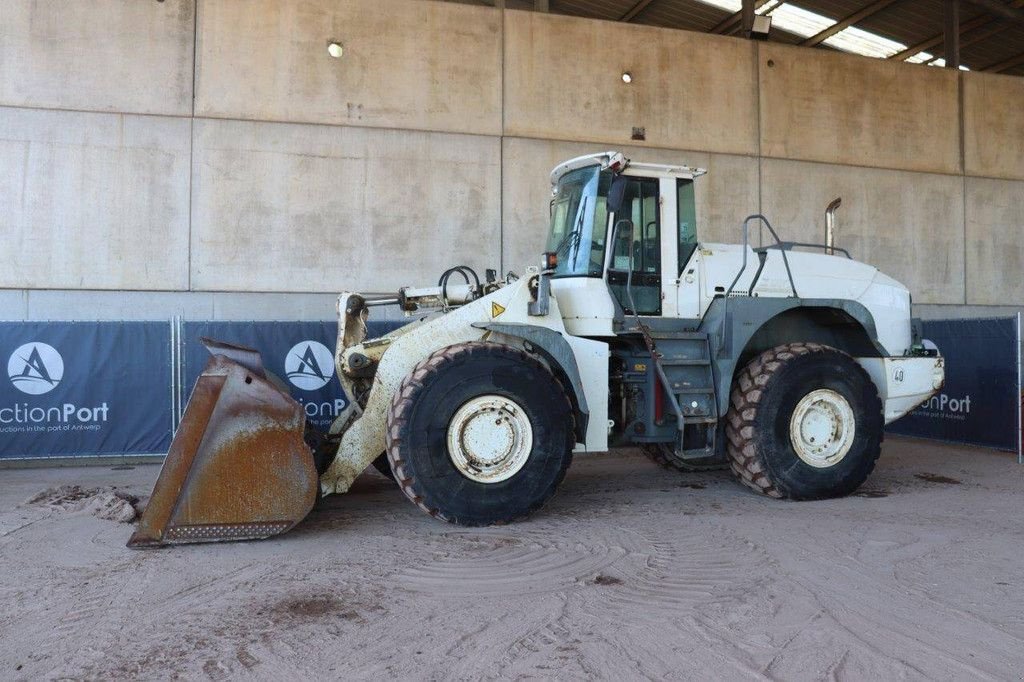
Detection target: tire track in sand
<box><xmin>392</xmin><ymin>522</ymin><xmax>768</xmax><ymax>609</ymax></box>
<box><xmin>392</xmin><ymin>528</ymin><xmax>631</xmax><ymax>597</ymax></box>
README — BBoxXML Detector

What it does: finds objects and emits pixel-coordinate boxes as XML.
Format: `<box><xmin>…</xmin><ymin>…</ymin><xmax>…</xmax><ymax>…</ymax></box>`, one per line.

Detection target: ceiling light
<box><xmin>621</xmin><ymin>72</ymin><xmax>633</xmax><ymax>84</ymax></box>
<box><xmin>327</xmin><ymin>42</ymin><xmax>344</xmax><ymax>59</ymax></box>
<box><xmin>750</xmin><ymin>14</ymin><xmax>772</xmax><ymax>40</ymax></box>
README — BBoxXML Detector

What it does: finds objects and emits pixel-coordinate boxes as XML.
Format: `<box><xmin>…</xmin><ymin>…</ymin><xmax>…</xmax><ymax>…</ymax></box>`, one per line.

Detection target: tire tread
<box><xmin>724</xmin><ymin>342</ymin><xmax>883</xmax><ymax>500</ymax></box>
<box><xmin>385</xmin><ymin>341</ymin><xmax>574</xmax><ymax>525</ymax></box>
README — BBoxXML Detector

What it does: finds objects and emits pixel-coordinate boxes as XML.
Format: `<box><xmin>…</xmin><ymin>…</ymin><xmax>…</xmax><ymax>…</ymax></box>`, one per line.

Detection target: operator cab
<box><xmin>546</xmin><ymin>152</ymin><xmax>705</xmax><ymax>336</ymax></box>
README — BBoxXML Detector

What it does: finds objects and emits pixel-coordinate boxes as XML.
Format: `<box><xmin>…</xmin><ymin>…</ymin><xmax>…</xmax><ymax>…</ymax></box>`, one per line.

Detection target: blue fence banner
<box><xmin>179</xmin><ymin>320</ymin><xmax>403</xmax><ymax>432</ymax></box>
<box><xmin>4</xmin><ymin>315</ymin><xmax>1015</xmax><ymax>459</ymax></box>
<box><xmin>0</xmin><ymin>321</ymin><xmax>173</xmax><ymax>459</ymax></box>
<box><xmin>887</xmin><ymin>317</ymin><xmax>1021</xmax><ymax>452</ymax></box>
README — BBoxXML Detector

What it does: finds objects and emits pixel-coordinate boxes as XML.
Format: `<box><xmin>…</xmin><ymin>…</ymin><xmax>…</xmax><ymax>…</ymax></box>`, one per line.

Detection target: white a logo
<box><xmin>285</xmin><ymin>341</ymin><xmax>334</xmax><ymax>391</ymax></box>
<box><xmin>8</xmin><ymin>342</ymin><xmax>64</xmax><ymax>395</ymax></box>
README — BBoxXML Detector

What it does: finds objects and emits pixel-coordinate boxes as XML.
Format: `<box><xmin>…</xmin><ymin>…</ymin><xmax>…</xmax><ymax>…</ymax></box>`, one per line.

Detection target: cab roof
<box><xmin>549</xmin><ymin>151</ymin><xmax>707</xmax><ymax>186</ymax></box>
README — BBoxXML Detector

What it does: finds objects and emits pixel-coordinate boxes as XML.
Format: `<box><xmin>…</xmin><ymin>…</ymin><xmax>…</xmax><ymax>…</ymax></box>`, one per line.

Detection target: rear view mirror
<box><xmin>607</xmin><ymin>175</ymin><xmax>628</xmax><ymax>214</ymax></box>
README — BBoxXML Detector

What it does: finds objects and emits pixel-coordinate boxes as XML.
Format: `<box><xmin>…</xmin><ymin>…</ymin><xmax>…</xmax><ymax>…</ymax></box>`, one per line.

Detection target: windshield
<box><xmin>545</xmin><ymin>166</ymin><xmax>610</xmax><ymax>277</ymax></box>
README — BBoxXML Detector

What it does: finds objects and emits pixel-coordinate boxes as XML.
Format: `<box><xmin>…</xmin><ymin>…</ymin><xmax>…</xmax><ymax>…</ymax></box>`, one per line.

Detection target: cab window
<box><xmin>678</xmin><ymin>179</ymin><xmax>698</xmax><ymax>273</ymax></box>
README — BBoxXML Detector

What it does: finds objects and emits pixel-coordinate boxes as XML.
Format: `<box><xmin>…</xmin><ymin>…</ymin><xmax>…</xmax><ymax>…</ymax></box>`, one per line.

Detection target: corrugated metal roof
<box><xmin>480</xmin><ymin>0</ymin><xmax>1024</xmax><ymax>76</ymax></box>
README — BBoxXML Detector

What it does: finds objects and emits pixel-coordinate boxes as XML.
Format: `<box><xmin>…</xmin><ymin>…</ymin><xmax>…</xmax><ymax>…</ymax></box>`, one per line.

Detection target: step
<box><xmin>647</xmin><ymin>331</ymin><xmax>709</xmax><ymax>340</ymax></box>
<box><xmin>677</xmin><ymin>446</ymin><xmax>716</xmax><ymax>460</ymax></box>
<box><xmin>660</xmin><ymin>358</ymin><xmax>710</xmax><ymax>366</ymax></box>
<box><xmin>679</xmin><ymin>411</ymin><xmax>720</xmax><ymax>421</ymax></box>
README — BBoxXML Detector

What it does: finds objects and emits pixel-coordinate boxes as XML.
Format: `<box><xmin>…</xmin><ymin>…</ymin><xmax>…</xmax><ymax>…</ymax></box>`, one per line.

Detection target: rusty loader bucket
<box><xmin>128</xmin><ymin>339</ymin><xmax>318</xmax><ymax>548</ymax></box>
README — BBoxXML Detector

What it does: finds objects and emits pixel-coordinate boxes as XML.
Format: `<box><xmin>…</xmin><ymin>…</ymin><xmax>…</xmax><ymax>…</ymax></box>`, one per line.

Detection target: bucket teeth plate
<box><xmin>128</xmin><ymin>340</ymin><xmax>318</xmax><ymax>548</ymax></box>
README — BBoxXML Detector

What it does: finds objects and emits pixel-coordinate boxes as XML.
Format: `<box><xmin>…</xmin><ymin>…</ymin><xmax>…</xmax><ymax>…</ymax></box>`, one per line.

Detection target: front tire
<box><xmin>725</xmin><ymin>343</ymin><xmax>882</xmax><ymax>500</ymax></box>
<box><xmin>386</xmin><ymin>342</ymin><xmax>574</xmax><ymax>526</ymax></box>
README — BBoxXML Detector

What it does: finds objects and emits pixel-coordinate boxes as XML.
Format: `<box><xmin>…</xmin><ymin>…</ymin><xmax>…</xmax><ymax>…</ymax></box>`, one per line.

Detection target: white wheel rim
<box><xmin>447</xmin><ymin>395</ymin><xmax>533</xmax><ymax>484</ymax></box>
<box><xmin>789</xmin><ymin>389</ymin><xmax>856</xmax><ymax>468</ymax></box>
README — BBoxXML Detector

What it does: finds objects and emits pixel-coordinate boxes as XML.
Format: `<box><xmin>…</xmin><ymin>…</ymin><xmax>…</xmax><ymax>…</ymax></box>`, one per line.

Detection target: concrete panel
<box><xmin>501</xmin><ymin>138</ymin><xmax>760</xmax><ymax>273</ymax></box>
<box><xmin>760</xmin><ymin>159</ymin><xmax>964</xmax><ymax>305</ymax></box>
<box><xmin>965</xmin><ymin>177</ymin><xmax>1024</xmax><ymax>305</ymax></box>
<box><xmin>191</xmin><ymin>118</ymin><xmax>501</xmax><ymax>293</ymax></box>
<box><xmin>212</xmin><ymin>292</ymin><xmax>344</xmax><ymax>321</ymax></box>
<box><xmin>759</xmin><ymin>45</ymin><xmax>960</xmax><ymax>175</ymax></box>
<box><xmin>0</xmin><ymin>291</ymin><xmax>28</xmax><ymax>321</ymax></box>
<box><xmin>0</xmin><ymin>0</ymin><xmax>194</xmax><ymax>116</ymax></box>
<box><xmin>25</xmin><ymin>291</ymin><xmax>214</xmax><ymax>321</ymax></box>
<box><xmin>504</xmin><ymin>12</ymin><xmax>758</xmax><ymax>155</ymax></box>
<box><xmin>196</xmin><ymin>0</ymin><xmax>501</xmax><ymax>135</ymax></box>
<box><xmin>0</xmin><ymin>107</ymin><xmax>191</xmax><ymax>290</ymax></box>
<box><xmin>915</xmin><ymin>304</ymin><xmax>1023</xmax><ymax>320</ymax></box>
<box><xmin>19</xmin><ymin>290</ymin><xmax>408</xmax><ymax>321</ymax></box>
<box><xmin>964</xmin><ymin>72</ymin><xmax>1024</xmax><ymax>181</ymax></box>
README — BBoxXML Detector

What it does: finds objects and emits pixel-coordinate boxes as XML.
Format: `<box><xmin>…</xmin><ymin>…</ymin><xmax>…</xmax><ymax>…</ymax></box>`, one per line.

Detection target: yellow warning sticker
<box><xmin>491</xmin><ymin>301</ymin><xmax>506</xmax><ymax>318</ymax></box>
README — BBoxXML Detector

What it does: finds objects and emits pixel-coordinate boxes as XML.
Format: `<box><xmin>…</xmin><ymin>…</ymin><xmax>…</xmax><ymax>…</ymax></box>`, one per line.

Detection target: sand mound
<box><xmin>25</xmin><ymin>485</ymin><xmax>141</xmax><ymax>523</ymax></box>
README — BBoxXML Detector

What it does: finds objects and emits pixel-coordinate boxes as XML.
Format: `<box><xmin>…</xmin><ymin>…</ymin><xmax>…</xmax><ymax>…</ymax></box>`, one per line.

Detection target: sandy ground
<box><xmin>1</xmin><ymin>438</ymin><xmax>1023</xmax><ymax>681</ymax></box>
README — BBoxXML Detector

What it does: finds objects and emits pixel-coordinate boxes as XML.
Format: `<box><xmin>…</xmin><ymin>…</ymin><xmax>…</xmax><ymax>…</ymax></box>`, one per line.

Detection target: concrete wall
<box><xmin>504</xmin><ymin>12</ymin><xmax>758</xmax><ymax>155</ymax></box>
<box><xmin>0</xmin><ymin>107</ymin><xmax>191</xmax><ymax>291</ymax></box>
<box><xmin>758</xmin><ymin>44</ymin><xmax>961</xmax><ymax>175</ymax></box>
<box><xmin>195</xmin><ymin>0</ymin><xmax>502</xmax><ymax>134</ymax></box>
<box><xmin>1</xmin><ymin>0</ymin><xmax>1023</xmax><ymax>321</ymax></box>
<box><xmin>0</xmin><ymin>0</ymin><xmax>195</xmax><ymax>116</ymax></box>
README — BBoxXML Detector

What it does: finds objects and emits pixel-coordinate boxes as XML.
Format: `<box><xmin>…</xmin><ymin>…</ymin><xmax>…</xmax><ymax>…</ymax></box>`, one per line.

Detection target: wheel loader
<box><xmin>128</xmin><ymin>151</ymin><xmax>945</xmax><ymax>547</ymax></box>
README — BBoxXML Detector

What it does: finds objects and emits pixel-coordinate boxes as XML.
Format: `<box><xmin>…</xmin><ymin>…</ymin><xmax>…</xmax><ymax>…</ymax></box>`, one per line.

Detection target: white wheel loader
<box><xmin>129</xmin><ymin>151</ymin><xmax>945</xmax><ymax>547</ymax></box>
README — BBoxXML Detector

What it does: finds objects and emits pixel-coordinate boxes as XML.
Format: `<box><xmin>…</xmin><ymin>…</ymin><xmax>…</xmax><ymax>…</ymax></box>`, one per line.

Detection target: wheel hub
<box><xmin>447</xmin><ymin>395</ymin><xmax>533</xmax><ymax>483</ymax></box>
<box><xmin>789</xmin><ymin>389</ymin><xmax>856</xmax><ymax>468</ymax></box>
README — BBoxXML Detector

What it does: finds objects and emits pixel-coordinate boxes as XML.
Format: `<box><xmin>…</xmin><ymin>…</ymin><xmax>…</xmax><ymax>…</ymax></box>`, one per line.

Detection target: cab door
<box><xmin>674</xmin><ymin>178</ymin><xmax>701</xmax><ymax>320</ymax></box>
<box><xmin>605</xmin><ymin>175</ymin><xmax>700</xmax><ymax>321</ymax></box>
<box><xmin>606</xmin><ymin>176</ymin><xmax>665</xmax><ymax>316</ymax></box>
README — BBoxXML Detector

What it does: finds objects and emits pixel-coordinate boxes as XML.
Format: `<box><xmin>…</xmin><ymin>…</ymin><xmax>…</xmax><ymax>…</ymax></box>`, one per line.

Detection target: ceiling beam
<box><xmin>801</xmin><ymin>0</ymin><xmax>901</xmax><ymax>47</ymax></box>
<box><xmin>923</xmin><ymin>19</ymin><xmax>1011</xmax><ymax>64</ymax></box>
<box><xmin>888</xmin><ymin>0</ymin><xmax>1024</xmax><ymax>61</ymax></box>
<box><xmin>982</xmin><ymin>49</ymin><xmax>1024</xmax><ymax>72</ymax></box>
<box><xmin>620</xmin><ymin>0</ymin><xmax>657</xmax><ymax>21</ymax></box>
<box><xmin>741</xmin><ymin>0</ymin><xmax>756</xmax><ymax>36</ymax></box>
<box><xmin>962</xmin><ymin>0</ymin><xmax>1024</xmax><ymax>23</ymax></box>
<box><xmin>710</xmin><ymin>0</ymin><xmax>774</xmax><ymax>34</ymax></box>
<box><xmin>944</xmin><ymin>0</ymin><xmax>960</xmax><ymax>67</ymax></box>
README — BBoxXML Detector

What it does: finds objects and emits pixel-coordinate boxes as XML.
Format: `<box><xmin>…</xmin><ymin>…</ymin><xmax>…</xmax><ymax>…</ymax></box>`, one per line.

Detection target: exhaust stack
<box><xmin>825</xmin><ymin>197</ymin><xmax>842</xmax><ymax>255</ymax></box>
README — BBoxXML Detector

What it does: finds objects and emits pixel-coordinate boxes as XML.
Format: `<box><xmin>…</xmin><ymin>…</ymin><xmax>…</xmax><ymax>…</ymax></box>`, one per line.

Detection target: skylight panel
<box><xmin>691</xmin><ymin>0</ymin><xmax>960</xmax><ymax>68</ymax></box>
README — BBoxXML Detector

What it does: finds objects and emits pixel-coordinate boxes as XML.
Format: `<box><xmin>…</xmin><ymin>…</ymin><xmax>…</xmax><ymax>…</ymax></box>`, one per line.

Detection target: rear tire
<box><xmin>386</xmin><ymin>342</ymin><xmax>574</xmax><ymax>526</ymax></box>
<box><xmin>725</xmin><ymin>342</ymin><xmax>882</xmax><ymax>500</ymax></box>
<box><xmin>640</xmin><ymin>443</ymin><xmax>727</xmax><ymax>472</ymax></box>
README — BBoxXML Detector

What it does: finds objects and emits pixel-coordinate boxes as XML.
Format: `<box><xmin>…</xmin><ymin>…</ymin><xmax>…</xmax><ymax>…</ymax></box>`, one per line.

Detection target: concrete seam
<box><xmin>962</xmin><ymin>174</ymin><xmax>967</xmax><ymax>305</ymax></box>
<box><xmin>5</xmin><ymin>98</ymin><xmax>1017</xmax><ymax>184</ymax></box>
<box><xmin>500</xmin><ymin>7</ymin><xmax>506</xmax><ymax>275</ymax></box>
<box><xmin>0</xmin><ymin>101</ymin><xmax>190</xmax><ymax>120</ymax></box>
<box><xmin>959</xmin><ymin>71</ymin><xmax>968</xmax><ymax>306</ymax></box>
<box><xmin>187</xmin><ymin>0</ymin><xmax>199</xmax><ymax>292</ymax></box>
<box><xmin>755</xmin><ymin>41</ymin><xmax>763</xmax><ymax>247</ymax></box>
<box><xmin>0</xmin><ymin>286</ymin><xmax>387</xmax><ymax>296</ymax></box>
<box><xmin>4</xmin><ymin>94</ymin><xmax>997</xmax><ymax>180</ymax></box>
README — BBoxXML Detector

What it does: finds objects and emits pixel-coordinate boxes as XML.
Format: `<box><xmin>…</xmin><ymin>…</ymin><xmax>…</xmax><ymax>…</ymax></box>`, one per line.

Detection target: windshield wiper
<box><xmin>553</xmin><ymin>196</ymin><xmax>588</xmax><ymax>265</ymax></box>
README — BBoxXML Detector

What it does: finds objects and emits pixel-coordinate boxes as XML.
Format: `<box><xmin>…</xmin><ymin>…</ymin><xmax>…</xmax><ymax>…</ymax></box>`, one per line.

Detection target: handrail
<box><xmin>718</xmin><ymin>214</ymin><xmax>797</xmax><ymax>357</ymax></box>
<box><xmin>759</xmin><ymin>241</ymin><xmax>852</xmax><ymax>259</ymax></box>
<box><xmin>724</xmin><ymin>214</ymin><xmax>798</xmax><ymax>300</ymax></box>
